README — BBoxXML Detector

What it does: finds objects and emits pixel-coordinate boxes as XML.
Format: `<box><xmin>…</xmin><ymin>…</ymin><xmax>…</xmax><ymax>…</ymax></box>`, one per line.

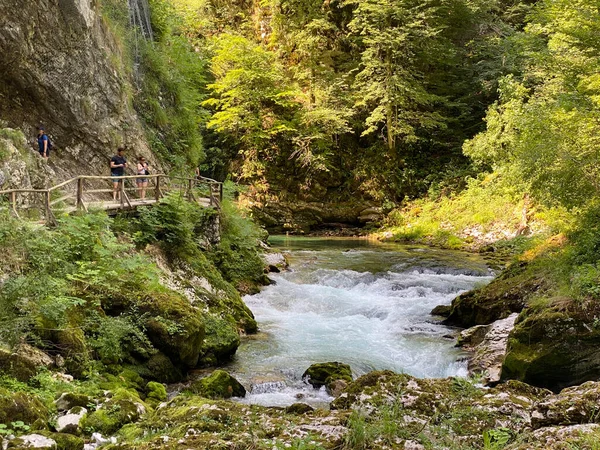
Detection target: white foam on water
<box><xmin>230</xmin><ymin>243</ymin><xmax>493</xmax><ymax>407</ymax></box>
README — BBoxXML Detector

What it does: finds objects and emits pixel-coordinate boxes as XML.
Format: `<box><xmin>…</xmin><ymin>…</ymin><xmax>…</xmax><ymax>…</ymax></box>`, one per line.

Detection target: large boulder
<box><xmin>0</xmin><ymin>344</ymin><xmax>54</xmax><ymax>381</ymax></box>
<box><xmin>200</xmin><ymin>315</ymin><xmax>240</xmax><ymax>366</ymax></box>
<box><xmin>501</xmin><ymin>300</ymin><xmax>600</xmax><ymax>391</ymax></box>
<box><xmin>55</xmin><ymin>407</ymin><xmax>87</xmax><ymax>434</ymax></box>
<box><xmin>136</xmin><ymin>291</ymin><xmax>205</xmax><ymax>368</ymax></box>
<box><xmin>187</xmin><ymin>370</ymin><xmax>246</xmax><ymax>399</ymax></box>
<box><xmin>0</xmin><ymin>388</ymin><xmax>48</xmax><ymax>425</ymax></box>
<box><xmin>443</xmin><ymin>262</ymin><xmax>547</xmax><ymax>328</ymax></box>
<box><xmin>302</xmin><ymin>362</ymin><xmax>353</xmax><ymax>393</ymax></box>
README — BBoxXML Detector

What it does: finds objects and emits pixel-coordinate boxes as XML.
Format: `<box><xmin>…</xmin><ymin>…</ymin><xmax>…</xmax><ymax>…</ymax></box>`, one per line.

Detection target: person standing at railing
<box><xmin>136</xmin><ymin>156</ymin><xmax>150</xmax><ymax>201</ymax></box>
<box><xmin>110</xmin><ymin>147</ymin><xmax>127</xmax><ymax>201</ymax></box>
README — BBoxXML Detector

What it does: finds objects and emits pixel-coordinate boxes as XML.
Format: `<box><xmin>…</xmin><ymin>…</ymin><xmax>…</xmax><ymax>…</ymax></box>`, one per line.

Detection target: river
<box><xmin>227</xmin><ymin>237</ymin><xmax>494</xmax><ymax>407</ymax></box>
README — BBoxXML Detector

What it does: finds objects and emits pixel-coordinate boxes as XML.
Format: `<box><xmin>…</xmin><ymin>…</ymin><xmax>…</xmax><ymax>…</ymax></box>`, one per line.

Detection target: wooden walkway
<box><xmin>0</xmin><ymin>174</ymin><xmax>222</xmax><ymax>225</ymax></box>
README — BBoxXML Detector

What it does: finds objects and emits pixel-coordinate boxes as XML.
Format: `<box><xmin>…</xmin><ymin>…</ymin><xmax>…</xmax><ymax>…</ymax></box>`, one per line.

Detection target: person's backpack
<box><xmin>46</xmin><ymin>135</ymin><xmax>53</xmax><ymax>151</ymax></box>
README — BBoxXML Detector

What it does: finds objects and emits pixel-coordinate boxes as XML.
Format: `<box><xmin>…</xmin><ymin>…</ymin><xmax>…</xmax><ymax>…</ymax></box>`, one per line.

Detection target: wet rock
<box><xmin>501</xmin><ymin>299</ymin><xmax>600</xmax><ymax>392</ymax></box>
<box><xmin>444</xmin><ymin>261</ymin><xmax>545</xmax><ymax>328</ymax></box>
<box><xmin>0</xmin><ymin>344</ymin><xmax>54</xmax><ymax>381</ymax></box>
<box><xmin>263</xmin><ymin>252</ymin><xmax>288</xmax><ymax>273</ymax></box>
<box><xmin>329</xmin><ymin>379</ymin><xmax>348</xmax><ymax>398</ymax></box>
<box><xmin>468</xmin><ymin>313</ymin><xmax>518</xmax><ymax>384</ymax></box>
<box><xmin>187</xmin><ymin>370</ymin><xmax>246</xmax><ymax>399</ymax></box>
<box><xmin>56</xmin><ymin>407</ymin><xmax>87</xmax><ymax>434</ymax></box>
<box><xmin>302</xmin><ymin>362</ymin><xmax>353</xmax><ymax>394</ymax></box>
<box><xmin>430</xmin><ymin>304</ymin><xmax>452</xmax><ymax>317</ymax></box>
<box><xmin>457</xmin><ymin>324</ymin><xmax>490</xmax><ymax>348</ymax></box>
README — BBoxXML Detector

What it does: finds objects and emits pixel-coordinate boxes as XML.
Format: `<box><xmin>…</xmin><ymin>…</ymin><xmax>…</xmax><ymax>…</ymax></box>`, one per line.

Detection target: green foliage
<box><xmin>483</xmin><ymin>427</ymin><xmax>512</xmax><ymax>449</ymax></box>
<box><xmin>465</xmin><ymin>0</ymin><xmax>600</xmax><ymax>210</ymax></box>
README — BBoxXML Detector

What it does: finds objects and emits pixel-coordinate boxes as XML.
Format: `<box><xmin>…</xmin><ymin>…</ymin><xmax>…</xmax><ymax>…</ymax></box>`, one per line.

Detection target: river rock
<box><xmin>187</xmin><ymin>370</ymin><xmax>246</xmax><ymax>399</ymax></box>
<box><xmin>302</xmin><ymin>362</ymin><xmax>353</xmax><ymax>393</ymax></box>
<box><xmin>56</xmin><ymin>407</ymin><xmax>87</xmax><ymax>434</ymax></box>
<box><xmin>430</xmin><ymin>304</ymin><xmax>452</xmax><ymax>317</ymax></box>
<box><xmin>457</xmin><ymin>324</ymin><xmax>490</xmax><ymax>348</ymax></box>
<box><xmin>443</xmin><ymin>261</ymin><xmax>547</xmax><ymax>328</ymax></box>
<box><xmin>468</xmin><ymin>313</ymin><xmax>518</xmax><ymax>384</ymax></box>
<box><xmin>263</xmin><ymin>252</ymin><xmax>288</xmax><ymax>273</ymax></box>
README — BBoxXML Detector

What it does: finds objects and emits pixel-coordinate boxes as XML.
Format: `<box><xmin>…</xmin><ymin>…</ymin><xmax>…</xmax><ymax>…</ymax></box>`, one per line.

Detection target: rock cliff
<box><xmin>0</xmin><ymin>0</ymin><xmax>157</xmax><ymax>186</ymax></box>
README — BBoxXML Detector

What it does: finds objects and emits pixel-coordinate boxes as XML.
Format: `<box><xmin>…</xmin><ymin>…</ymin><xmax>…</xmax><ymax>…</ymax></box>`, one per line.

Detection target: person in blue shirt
<box><xmin>110</xmin><ymin>147</ymin><xmax>128</xmax><ymax>201</ymax></box>
<box><xmin>37</xmin><ymin>126</ymin><xmax>50</xmax><ymax>158</ymax></box>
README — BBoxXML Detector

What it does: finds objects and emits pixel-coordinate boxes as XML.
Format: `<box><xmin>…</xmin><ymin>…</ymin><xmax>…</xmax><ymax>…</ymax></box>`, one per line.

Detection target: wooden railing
<box><xmin>0</xmin><ymin>174</ymin><xmax>223</xmax><ymax>225</ymax></box>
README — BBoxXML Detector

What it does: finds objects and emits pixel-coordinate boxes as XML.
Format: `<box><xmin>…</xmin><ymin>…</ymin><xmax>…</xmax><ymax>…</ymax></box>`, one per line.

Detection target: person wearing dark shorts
<box><xmin>136</xmin><ymin>156</ymin><xmax>150</xmax><ymax>201</ymax></box>
<box><xmin>110</xmin><ymin>147</ymin><xmax>127</xmax><ymax>201</ymax></box>
<box><xmin>37</xmin><ymin>127</ymin><xmax>50</xmax><ymax>158</ymax></box>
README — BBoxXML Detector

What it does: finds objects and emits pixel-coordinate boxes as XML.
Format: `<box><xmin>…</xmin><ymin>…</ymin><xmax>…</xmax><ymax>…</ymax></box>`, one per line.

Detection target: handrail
<box><xmin>0</xmin><ymin>173</ymin><xmax>224</xmax><ymax>225</ymax></box>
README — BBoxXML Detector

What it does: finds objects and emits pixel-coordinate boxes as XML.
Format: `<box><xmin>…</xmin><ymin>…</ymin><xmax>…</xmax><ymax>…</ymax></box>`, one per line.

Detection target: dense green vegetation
<box><xmin>0</xmin><ymin>194</ymin><xmax>265</xmax><ymax>380</ymax></box>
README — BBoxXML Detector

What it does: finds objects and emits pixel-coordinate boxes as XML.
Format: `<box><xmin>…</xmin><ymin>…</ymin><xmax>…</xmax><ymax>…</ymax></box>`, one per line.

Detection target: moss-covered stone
<box><xmin>302</xmin><ymin>362</ymin><xmax>353</xmax><ymax>392</ymax></box>
<box><xmin>40</xmin><ymin>432</ymin><xmax>84</xmax><ymax>450</ymax></box>
<box><xmin>145</xmin><ymin>382</ymin><xmax>167</xmax><ymax>403</ymax></box>
<box><xmin>501</xmin><ymin>300</ymin><xmax>600</xmax><ymax>392</ymax></box>
<box><xmin>55</xmin><ymin>393</ymin><xmax>91</xmax><ymax>412</ymax></box>
<box><xmin>0</xmin><ymin>345</ymin><xmax>54</xmax><ymax>382</ymax></box>
<box><xmin>0</xmin><ymin>388</ymin><xmax>48</xmax><ymax>425</ymax></box>
<box><xmin>187</xmin><ymin>370</ymin><xmax>246</xmax><ymax>399</ymax></box>
<box><xmin>444</xmin><ymin>261</ymin><xmax>549</xmax><ymax>328</ymax></box>
<box><xmin>145</xmin><ymin>353</ymin><xmax>183</xmax><ymax>383</ymax></box>
<box><xmin>200</xmin><ymin>315</ymin><xmax>240</xmax><ymax>366</ymax></box>
<box><xmin>80</xmin><ymin>389</ymin><xmax>148</xmax><ymax>435</ymax></box>
<box><xmin>136</xmin><ymin>291</ymin><xmax>205</xmax><ymax>368</ymax></box>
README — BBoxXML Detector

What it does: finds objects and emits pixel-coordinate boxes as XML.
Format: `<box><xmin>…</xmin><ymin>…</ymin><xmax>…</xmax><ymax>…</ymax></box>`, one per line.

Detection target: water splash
<box><xmin>230</xmin><ymin>240</ymin><xmax>494</xmax><ymax>407</ymax></box>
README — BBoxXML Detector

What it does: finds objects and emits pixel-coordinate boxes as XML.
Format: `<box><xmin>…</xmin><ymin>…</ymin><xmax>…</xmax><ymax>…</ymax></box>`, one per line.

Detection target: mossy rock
<box><xmin>200</xmin><ymin>315</ymin><xmax>240</xmax><ymax>366</ymax></box>
<box><xmin>55</xmin><ymin>393</ymin><xmax>91</xmax><ymax>412</ymax></box>
<box><xmin>302</xmin><ymin>362</ymin><xmax>353</xmax><ymax>392</ymax></box>
<box><xmin>136</xmin><ymin>291</ymin><xmax>205</xmax><ymax>368</ymax></box>
<box><xmin>0</xmin><ymin>345</ymin><xmax>54</xmax><ymax>382</ymax></box>
<box><xmin>145</xmin><ymin>353</ymin><xmax>183</xmax><ymax>383</ymax></box>
<box><xmin>444</xmin><ymin>261</ymin><xmax>549</xmax><ymax>328</ymax></box>
<box><xmin>501</xmin><ymin>302</ymin><xmax>600</xmax><ymax>391</ymax></box>
<box><xmin>145</xmin><ymin>382</ymin><xmax>167</xmax><ymax>403</ymax></box>
<box><xmin>187</xmin><ymin>370</ymin><xmax>246</xmax><ymax>399</ymax></box>
<box><xmin>80</xmin><ymin>389</ymin><xmax>147</xmax><ymax>435</ymax></box>
<box><xmin>0</xmin><ymin>388</ymin><xmax>48</xmax><ymax>425</ymax></box>
<box><xmin>430</xmin><ymin>304</ymin><xmax>452</xmax><ymax>317</ymax></box>
<box><xmin>40</xmin><ymin>432</ymin><xmax>84</xmax><ymax>450</ymax></box>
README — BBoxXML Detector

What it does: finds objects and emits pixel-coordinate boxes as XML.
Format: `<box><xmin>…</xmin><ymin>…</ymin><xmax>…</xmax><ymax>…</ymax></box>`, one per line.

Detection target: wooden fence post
<box><xmin>77</xmin><ymin>177</ymin><xmax>84</xmax><ymax>211</ymax></box>
<box><xmin>120</xmin><ymin>179</ymin><xmax>125</xmax><ymax>209</ymax></box>
<box><xmin>44</xmin><ymin>190</ymin><xmax>56</xmax><ymax>226</ymax></box>
<box><xmin>155</xmin><ymin>176</ymin><xmax>161</xmax><ymax>201</ymax></box>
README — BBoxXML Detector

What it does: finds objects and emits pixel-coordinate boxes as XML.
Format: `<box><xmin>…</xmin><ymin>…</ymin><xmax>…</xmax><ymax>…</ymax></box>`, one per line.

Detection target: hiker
<box><xmin>37</xmin><ymin>126</ymin><xmax>51</xmax><ymax>158</ymax></box>
<box><xmin>136</xmin><ymin>156</ymin><xmax>150</xmax><ymax>201</ymax></box>
<box><xmin>110</xmin><ymin>147</ymin><xmax>127</xmax><ymax>201</ymax></box>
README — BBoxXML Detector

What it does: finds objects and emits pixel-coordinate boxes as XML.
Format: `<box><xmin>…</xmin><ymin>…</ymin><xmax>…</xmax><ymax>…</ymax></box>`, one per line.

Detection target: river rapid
<box><xmin>228</xmin><ymin>237</ymin><xmax>494</xmax><ymax>407</ymax></box>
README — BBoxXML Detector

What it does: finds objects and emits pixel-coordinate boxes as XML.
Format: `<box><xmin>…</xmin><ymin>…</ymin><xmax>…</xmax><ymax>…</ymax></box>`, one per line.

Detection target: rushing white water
<box><xmin>228</xmin><ymin>238</ymin><xmax>494</xmax><ymax>407</ymax></box>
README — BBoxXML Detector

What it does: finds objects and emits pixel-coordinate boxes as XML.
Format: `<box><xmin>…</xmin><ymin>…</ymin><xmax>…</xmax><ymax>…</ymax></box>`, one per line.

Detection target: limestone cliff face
<box><xmin>0</xmin><ymin>0</ymin><xmax>157</xmax><ymax>186</ymax></box>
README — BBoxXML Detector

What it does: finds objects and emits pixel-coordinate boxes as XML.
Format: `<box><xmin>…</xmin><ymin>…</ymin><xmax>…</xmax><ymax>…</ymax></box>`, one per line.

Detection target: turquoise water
<box><xmin>229</xmin><ymin>237</ymin><xmax>494</xmax><ymax>407</ymax></box>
